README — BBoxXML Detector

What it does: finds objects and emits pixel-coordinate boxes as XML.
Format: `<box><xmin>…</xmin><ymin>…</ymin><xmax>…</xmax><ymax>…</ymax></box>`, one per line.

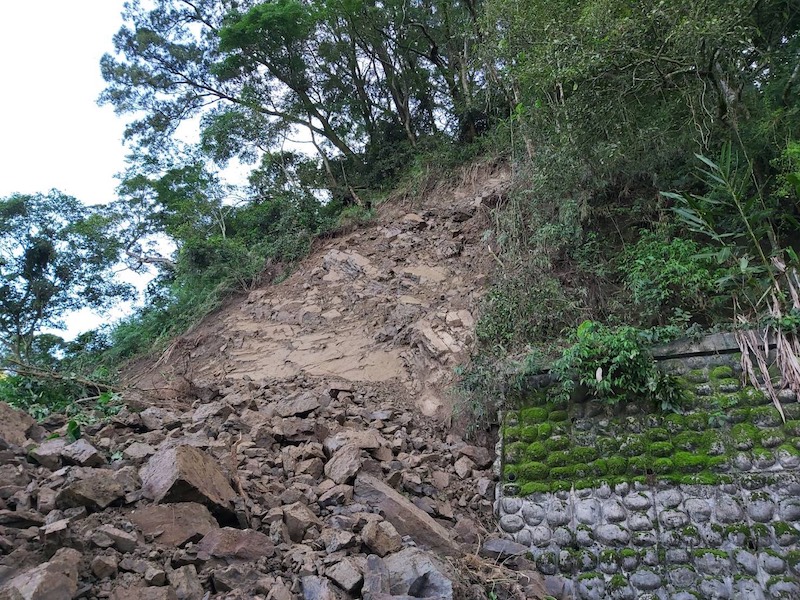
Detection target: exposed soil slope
<box><xmin>130</xmin><ymin>162</ymin><xmax>510</xmax><ymax>419</ymax></box>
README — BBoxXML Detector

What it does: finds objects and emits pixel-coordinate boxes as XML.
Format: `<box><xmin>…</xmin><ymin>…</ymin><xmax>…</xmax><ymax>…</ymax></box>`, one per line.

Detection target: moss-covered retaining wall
<box><xmin>496</xmin><ymin>342</ymin><xmax>800</xmax><ymax>599</ymax></box>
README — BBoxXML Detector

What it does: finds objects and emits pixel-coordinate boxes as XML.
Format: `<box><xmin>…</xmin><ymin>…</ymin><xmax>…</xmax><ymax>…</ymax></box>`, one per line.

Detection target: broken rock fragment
<box><xmin>61</xmin><ymin>439</ymin><xmax>105</xmax><ymax>467</ymax></box>
<box><xmin>354</xmin><ymin>474</ymin><xmax>460</xmax><ymax>556</ymax></box>
<box><xmin>0</xmin><ymin>547</ymin><xmax>81</xmax><ymax>600</ymax></box>
<box><xmin>0</xmin><ymin>401</ymin><xmax>39</xmax><ymax>449</ymax></box>
<box><xmin>324</xmin><ymin>444</ymin><xmax>362</xmax><ymax>484</ymax></box>
<box><xmin>56</xmin><ymin>470</ymin><xmax>125</xmax><ymax>512</ymax></box>
<box><xmin>197</xmin><ymin>527</ymin><xmax>274</xmax><ymax>562</ymax></box>
<box><xmin>140</xmin><ymin>445</ymin><xmax>237</xmax><ymax>523</ymax></box>
<box><xmin>130</xmin><ymin>502</ymin><xmax>219</xmax><ymax>546</ymax></box>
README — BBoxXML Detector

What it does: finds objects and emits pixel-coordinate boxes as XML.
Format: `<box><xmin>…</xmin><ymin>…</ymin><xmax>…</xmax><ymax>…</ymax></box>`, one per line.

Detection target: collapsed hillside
<box><xmin>0</xmin><ymin>163</ymin><xmax>552</xmax><ymax>600</ymax></box>
<box><xmin>130</xmin><ymin>162</ymin><xmax>509</xmax><ymax>421</ymax></box>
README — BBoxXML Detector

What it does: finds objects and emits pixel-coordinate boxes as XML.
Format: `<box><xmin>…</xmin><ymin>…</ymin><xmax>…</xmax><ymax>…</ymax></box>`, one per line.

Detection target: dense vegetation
<box><xmin>2</xmin><ymin>0</ymin><xmax>800</xmax><ymax>425</ymax></box>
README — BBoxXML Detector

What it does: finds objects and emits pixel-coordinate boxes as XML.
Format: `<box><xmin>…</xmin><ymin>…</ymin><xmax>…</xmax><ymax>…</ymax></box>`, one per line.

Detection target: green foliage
<box><xmin>0</xmin><ymin>191</ymin><xmax>132</xmax><ymax>360</ymax></box>
<box><xmin>622</xmin><ymin>227</ymin><xmax>723</xmax><ymax>326</ymax></box>
<box><xmin>553</xmin><ymin>321</ymin><xmax>684</xmax><ymax>410</ymax></box>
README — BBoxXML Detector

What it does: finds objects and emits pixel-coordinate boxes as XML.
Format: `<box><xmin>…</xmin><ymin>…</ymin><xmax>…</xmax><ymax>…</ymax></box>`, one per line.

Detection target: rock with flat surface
<box><xmin>168</xmin><ymin>565</ymin><xmax>204</xmax><ymax>600</ymax></box>
<box><xmin>354</xmin><ymin>474</ymin><xmax>460</xmax><ymax>556</ymax></box>
<box><xmin>361</xmin><ymin>520</ymin><xmax>402</xmax><ymax>557</ymax></box>
<box><xmin>57</xmin><ymin>472</ymin><xmax>125</xmax><ymax>512</ymax></box>
<box><xmin>30</xmin><ymin>438</ymin><xmax>68</xmax><ymax>469</ymax></box>
<box><xmin>91</xmin><ymin>555</ymin><xmax>119</xmax><ymax>579</ymax></box>
<box><xmin>95</xmin><ymin>524</ymin><xmax>139</xmax><ymax>553</ymax></box>
<box><xmin>283</xmin><ymin>502</ymin><xmax>321</xmax><ymax>542</ymax></box>
<box><xmin>61</xmin><ymin>439</ymin><xmax>105</xmax><ymax>467</ymax></box>
<box><xmin>140</xmin><ymin>445</ymin><xmax>237</xmax><ymax>523</ymax></box>
<box><xmin>197</xmin><ymin>527</ymin><xmax>274</xmax><ymax>562</ymax></box>
<box><xmin>0</xmin><ymin>402</ymin><xmax>38</xmax><ymax>449</ymax></box>
<box><xmin>479</xmin><ymin>538</ymin><xmax>531</xmax><ymax>560</ymax></box>
<box><xmin>274</xmin><ymin>392</ymin><xmax>320</xmax><ymax>418</ymax></box>
<box><xmin>324</xmin><ymin>444</ymin><xmax>362</xmax><ymax>484</ymax></box>
<box><xmin>326</xmin><ymin>558</ymin><xmax>363</xmax><ymax>593</ymax></box>
<box><xmin>301</xmin><ymin>576</ymin><xmax>344</xmax><ymax>600</ymax></box>
<box><xmin>0</xmin><ymin>547</ymin><xmax>81</xmax><ymax>600</ymax></box>
<box><xmin>384</xmin><ymin>548</ymin><xmax>453</xmax><ymax>599</ymax></box>
<box><xmin>130</xmin><ymin>502</ymin><xmax>219</xmax><ymax>547</ymax></box>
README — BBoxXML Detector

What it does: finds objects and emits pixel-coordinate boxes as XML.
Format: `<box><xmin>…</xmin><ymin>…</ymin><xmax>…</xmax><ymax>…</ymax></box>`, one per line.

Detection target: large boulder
<box><xmin>140</xmin><ymin>445</ymin><xmax>237</xmax><ymax>524</ymax></box>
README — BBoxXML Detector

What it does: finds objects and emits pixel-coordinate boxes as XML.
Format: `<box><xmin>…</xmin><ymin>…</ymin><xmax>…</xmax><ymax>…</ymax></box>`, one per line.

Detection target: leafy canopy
<box><xmin>0</xmin><ymin>191</ymin><xmax>132</xmax><ymax>361</ymax></box>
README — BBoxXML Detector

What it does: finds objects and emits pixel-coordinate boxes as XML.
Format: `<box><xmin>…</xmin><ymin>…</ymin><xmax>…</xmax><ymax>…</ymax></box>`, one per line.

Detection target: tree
<box><xmin>0</xmin><ymin>191</ymin><xmax>133</xmax><ymax>361</ymax></box>
<box><xmin>100</xmin><ymin>0</ymin><xmax>492</xmax><ymax>192</ymax></box>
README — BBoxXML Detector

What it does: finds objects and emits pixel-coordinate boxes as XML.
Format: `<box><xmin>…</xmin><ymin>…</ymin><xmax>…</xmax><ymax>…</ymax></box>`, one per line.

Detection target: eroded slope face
<box><xmin>131</xmin><ymin>165</ymin><xmax>509</xmax><ymax>418</ymax></box>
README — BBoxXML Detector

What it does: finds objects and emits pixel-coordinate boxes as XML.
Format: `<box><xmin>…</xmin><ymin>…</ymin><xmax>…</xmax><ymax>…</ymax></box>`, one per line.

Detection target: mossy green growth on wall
<box><xmin>502</xmin><ymin>361</ymin><xmax>794</xmax><ymax>495</ymax></box>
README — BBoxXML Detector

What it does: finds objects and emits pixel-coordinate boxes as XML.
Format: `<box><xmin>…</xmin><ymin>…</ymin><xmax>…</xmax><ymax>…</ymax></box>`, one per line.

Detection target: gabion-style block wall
<box><xmin>497</xmin><ymin>348</ymin><xmax>800</xmax><ymax>599</ymax></box>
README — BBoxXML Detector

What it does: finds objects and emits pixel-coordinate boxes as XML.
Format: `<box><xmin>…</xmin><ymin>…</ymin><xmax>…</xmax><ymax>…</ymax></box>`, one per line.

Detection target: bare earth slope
<box><xmin>132</xmin><ymin>162</ymin><xmax>510</xmax><ymax>419</ymax></box>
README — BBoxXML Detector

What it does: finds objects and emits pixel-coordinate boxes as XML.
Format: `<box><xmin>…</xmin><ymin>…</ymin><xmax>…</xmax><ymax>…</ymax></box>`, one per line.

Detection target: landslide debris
<box><xmin>0</xmin><ymin>164</ymin><xmax>550</xmax><ymax>599</ymax></box>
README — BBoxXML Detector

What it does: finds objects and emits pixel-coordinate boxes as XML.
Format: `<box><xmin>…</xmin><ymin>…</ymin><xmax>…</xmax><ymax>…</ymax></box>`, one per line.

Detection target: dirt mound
<box><xmin>128</xmin><ymin>162</ymin><xmax>510</xmax><ymax>419</ymax></box>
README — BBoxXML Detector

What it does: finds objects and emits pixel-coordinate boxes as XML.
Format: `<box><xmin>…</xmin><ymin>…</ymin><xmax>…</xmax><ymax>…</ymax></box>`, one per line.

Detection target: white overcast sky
<box><xmin>0</xmin><ymin>1</ymin><xmax>133</xmax><ymax>338</ymax></box>
<box><xmin>0</xmin><ymin>1</ymin><xmax>129</xmax><ymax>205</ymax></box>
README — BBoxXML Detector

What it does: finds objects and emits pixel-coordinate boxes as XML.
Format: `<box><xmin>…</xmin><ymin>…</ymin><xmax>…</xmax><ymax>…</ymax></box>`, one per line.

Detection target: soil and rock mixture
<box><xmin>0</xmin><ymin>162</ymin><xmax>550</xmax><ymax>600</ymax></box>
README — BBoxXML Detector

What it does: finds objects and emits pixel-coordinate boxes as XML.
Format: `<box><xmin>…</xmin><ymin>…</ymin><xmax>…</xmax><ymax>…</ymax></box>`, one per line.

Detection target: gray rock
<box><xmin>715</xmin><ymin>496</ymin><xmax>743</xmax><ymax>523</ymax></box>
<box><xmin>326</xmin><ymin>558</ymin><xmax>363</xmax><ymax>594</ymax></box>
<box><xmin>602</xmin><ymin>500</ymin><xmax>626</xmax><ymax>523</ymax></box>
<box><xmin>576</xmin><ymin>574</ymin><xmax>605</xmax><ymax>600</ymax></box>
<box><xmin>530</xmin><ymin>525</ymin><xmax>551</xmax><ymax>547</ymax></box>
<box><xmin>781</xmin><ymin>498</ymin><xmax>800</xmax><ymax>521</ymax></box>
<box><xmin>622</xmin><ymin>493</ymin><xmax>652</xmax><ymax>511</ymax></box>
<box><xmin>658</xmin><ymin>509</ymin><xmax>689</xmax><ymax>529</ymax></box>
<box><xmin>575</xmin><ymin>500</ymin><xmax>600</xmax><ymax>525</ymax></box>
<box><xmin>628</xmin><ymin>512</ymin><xmax>653</xmax><ymax>531</ymax></box>
<box><xmin>747</xmin><ymin>498</ymin><xmax>776</xmax><ymax>522</ymax></box>
<box><xmin>699</xmin><ymin>577</ymin><xmax>731</xmax><ymax>599</ymax></box>
<box><xmin>595</xmin><ymin>524</ymin><xmax>630</xmax><ymax>546</ymax></box>
<box><xmin>694</xmin><ymin>551</ymin><xmax>729</xmax><ymax>576</ymax></box>
<box><xmin>521</xmin><ymin>502</ymin><xmax>544</xmax><ymax>526</ymax></box>
<box><xmin>479</xmin><ymin>538</ymin><xmax>530</xmax><ymax>560</ymax></box>
<box><xmin>499</xmin><ymin>514</ymin><xmax>525</xmax><ymax>534</ymax></box>
<box><xmin>735</xmin><ymin>578</ymin><xmax>765</xmax><ymax>600</ymax></box>
<box><xmin>546</xmin><ymin>504</ymin><xmax>570</xmax><ymax>526</ymax></box>
<box><xmin>630</xmin><ymin>569</ymin><xmax>661</xmax><ymax>591</ymax></box>
<box><xmin>684</xmin><ymin>498</ymin><xmax>711</xmax><ymax>522</ymax></box>
<box><xmin>668</xmin><ymin>566</ymin><xmax>697</xmax><ymax>588</ymax></box>
<box><xmin>500</xmin><ymin>497</ymin><xmax>522</xmax><ymax>514</ymax></box>
<box><xmin>760</xmin><ymin>552</ymin><xmax>786</xmax><ymax>574</ymax></box>
<box><xmin>383</xmin><ymin>548</ymin><xmax>453</xmax><ymax>599</ymax></box>
<box><xmin>735</xmin><ymin>550</ymin><xmax>758</xmax><ymax>576</ymax></box>
<box><xmin>552</xmin><ymin>526</ymin><xmax>573</xmax><ymax>547</ymax></box>
<box><xmin>656</xmin><ymin>489</ymin><xmax>683</xmax><ymax>509</ymax></box>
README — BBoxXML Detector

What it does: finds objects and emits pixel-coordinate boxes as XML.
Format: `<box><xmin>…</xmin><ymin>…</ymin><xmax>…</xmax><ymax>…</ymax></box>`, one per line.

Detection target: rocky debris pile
<box><xmin>133</xmin><ymin>165</ymin><xmax>510</xmax><ymax>421</ymax></box>
<box><xmin>0</xmin><ymin>375</ymin><xmax>546</xmax><ymax>600</ymax></box>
